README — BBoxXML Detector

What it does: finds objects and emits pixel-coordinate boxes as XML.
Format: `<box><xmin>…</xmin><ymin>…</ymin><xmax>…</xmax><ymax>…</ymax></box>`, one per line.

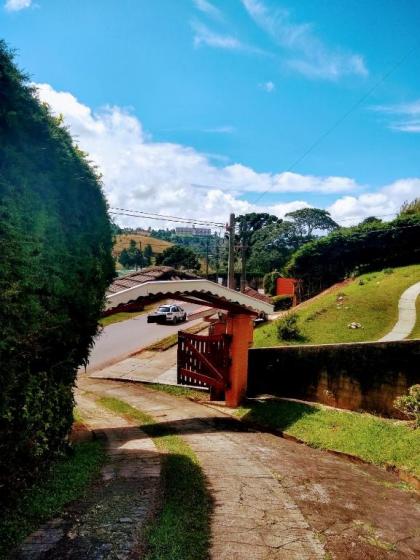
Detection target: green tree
<box><xmin>286</xmin><ymin>213</ymin><xmax>420</xmax><ymax>297</ymax></box>
<box><xmin>359</xmin><ymin>216</ymin><xmax>382</xmax><ymax>226</ymax></box>
<box><xmin>236</xmin><ymin>213</ymin><xmax>279</xmax><ymax>289</ymax></box>
<box><xmin>118</xmin><ymin>248</ymin><xmax>131</xmax><ymax>268</ymax></box>
<box><xmin>0</xmin><ymin>40</ymin><xmax>114</xmax><ymax>505</ymax></box>
<box><xmin>127</xmin><ymin>239</ymin><xmax>143</xmax><ymax>270</ymax></box>
<box><xmin>285</xmin><ymin>208</ymin><xmax>339</xmax><ymax>242</ymax></box>
<box><xmin>156</xmin><ymin>245</ymin><xmax>201</xmax><ymax>270</ymax></box>
<box><xmin>143</xmin><ymin>243</ymin><xmax>153</xmax><ymax>266</ymax></box>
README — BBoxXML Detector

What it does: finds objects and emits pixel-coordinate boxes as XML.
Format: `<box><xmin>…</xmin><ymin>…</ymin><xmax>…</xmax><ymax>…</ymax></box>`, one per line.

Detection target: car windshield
<box><xmin>158</xmin><ymin>306</ymin><xmax>171</xmax><ymax>312</ymax></box>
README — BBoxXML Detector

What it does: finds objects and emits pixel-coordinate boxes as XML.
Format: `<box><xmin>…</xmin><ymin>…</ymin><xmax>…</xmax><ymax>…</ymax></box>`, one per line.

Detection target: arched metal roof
<box><xmin>105</xmin><ymin>279</ymin><xmax>273</xmax><ymax>315</ymax></box>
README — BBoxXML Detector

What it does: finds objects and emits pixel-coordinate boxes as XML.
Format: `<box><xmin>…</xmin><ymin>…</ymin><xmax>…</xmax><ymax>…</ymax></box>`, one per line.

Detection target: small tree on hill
<box><xmin>119</xmin><ymin>248</ymin><xmax>131</xmax><ymax>268</ymax></box>
<box><xmin>143</xmin><ymin>243</ymin><xmax>153</xmax><ymax>266</ymax></box>
<box><xmin>156</xmin><ymin>245</ymin><xmax>201</xmax><ymax>270</ymax></box>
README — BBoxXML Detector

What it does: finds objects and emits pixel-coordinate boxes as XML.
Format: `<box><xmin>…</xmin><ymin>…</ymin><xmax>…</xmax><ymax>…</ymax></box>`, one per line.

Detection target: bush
<box><xmin>263</xmin><ymin>271</ymin><xmax>281</xmax><ymax>296</ymax></box>
<box><xmin>272</xmin><ymin>294</ymin><xmax>293</xmax><ymax>311</ymax></box>
<box><xmin>394</xmin><ymin>385</ymin><xmax>420</xmax><ymax>428</ymax></box>
<box><xmin>276</xmin><ymin>313</ymin><xmax>302</xmax><ymax>341</ymax></box>
<box><xmin>0</xmin><ymin>41</ymin><xmax>114</xmax><ymax>505</ymax></box>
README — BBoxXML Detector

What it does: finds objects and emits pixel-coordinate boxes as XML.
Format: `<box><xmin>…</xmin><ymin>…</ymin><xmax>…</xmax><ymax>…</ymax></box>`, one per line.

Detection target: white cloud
<box><xmin>259</xmin><ymin>81</ymin><xmax>275</xmax><ymax>92</ymax></box>
<box><xmin>371</xmin><ymin>100</ymin><xmax>420</xmax><ymax>133</ymax></box>
<box><xmin>191</xmin><ymin>21</ymin><xmax>244</xmax><ymax>50</ymax></box>
<box><xmin>328</xmin><ymin>179</ymin><xmax>420</xmax><ymax>225</ymax></box>
<box><xmin>193</xmin><ymin>0</ymin><xmax>223</xmax><ymax>20</ymax></box>
<box><xmin>4</xmin><ymin>0</ymin><xmax>31</xmax><ymax>11</ymax></box>
<box><xmin>191</xmin><ymin>20</ymin><xmax>265</xmax><ymax>54</ymax></box>
<box><xmin>241</xmin><ymin>0</ymin><xmax>368</xmax><ymax>80</ymax></box>
<box><xmin>34</xmin><ymin>83</ymin><xmax>419</xmax><ymax>228</ymax></box>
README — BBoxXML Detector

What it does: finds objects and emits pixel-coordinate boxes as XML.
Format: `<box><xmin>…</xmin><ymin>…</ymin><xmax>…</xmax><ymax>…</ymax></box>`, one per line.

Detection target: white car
<box><xmin>147</xmin><ymin>304</ymin><xmax>187</xmax><ymax>324</ymax></box>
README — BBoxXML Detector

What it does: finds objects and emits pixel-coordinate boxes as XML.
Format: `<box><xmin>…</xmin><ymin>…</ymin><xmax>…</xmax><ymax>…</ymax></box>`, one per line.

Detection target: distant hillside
<box><xmin>113</xmin><ymin>234</ymin><xmax>173</xmax><ymax>257</ymax></box>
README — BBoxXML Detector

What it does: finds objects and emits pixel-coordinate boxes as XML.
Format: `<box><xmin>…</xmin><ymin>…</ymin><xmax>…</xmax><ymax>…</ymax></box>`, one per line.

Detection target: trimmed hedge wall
<box><xmin>286</xmin><ymin>214</ymin><xmax>420</xmax><ymax>298</ymax></box>
<box><xmin>248</xmin><ymin>340</ymin><xmax>420</xmax><ymax>417</ymax></box>
<box><xmin>0</xmin><ymin>41</ymin><xmax>114</xmax><ymax>505</ymax></box>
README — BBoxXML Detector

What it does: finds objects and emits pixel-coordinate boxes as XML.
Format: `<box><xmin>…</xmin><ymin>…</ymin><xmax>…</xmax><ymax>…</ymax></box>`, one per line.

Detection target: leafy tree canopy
<box><xmin>285</xmin><ymin>208</ymin><xmax>339</xmax><ymax>240</ymax></box>
<box><xmin>156</xmin><ymin>245</ymin><xmax>201</xmax><ymax>270</ymax></box>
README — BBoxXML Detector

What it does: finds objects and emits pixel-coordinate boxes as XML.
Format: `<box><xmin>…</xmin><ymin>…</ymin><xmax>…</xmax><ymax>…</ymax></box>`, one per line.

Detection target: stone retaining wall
<box><xmin>248</xmin><ymin>339</ymin><xmax>420</xmax><ymax>417</ymax></box>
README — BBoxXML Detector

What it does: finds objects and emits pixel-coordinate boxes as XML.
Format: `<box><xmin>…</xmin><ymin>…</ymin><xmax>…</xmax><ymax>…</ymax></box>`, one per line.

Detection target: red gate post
<box><xmin>225</xmin><ymin>313</ymin><xmax>254</xmax><ymax>408</ymax></box>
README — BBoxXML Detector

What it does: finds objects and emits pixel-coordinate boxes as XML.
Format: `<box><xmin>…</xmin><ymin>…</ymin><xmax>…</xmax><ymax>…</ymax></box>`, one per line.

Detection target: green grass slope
<box><xmin>408</xmin><ymin>296</ymin><xmax>420</xmax><ymax>339</ymax></box>
<box><xmin>254</xmin><ymin>264</ymin><xmax>420</xmax><ymax>347</ymax></box>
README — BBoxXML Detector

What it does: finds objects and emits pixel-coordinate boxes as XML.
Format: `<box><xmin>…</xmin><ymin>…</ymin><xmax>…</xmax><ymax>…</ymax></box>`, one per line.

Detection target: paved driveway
<box><xmin>79</xmin><ymin>378</ymin><xmax>420</xmax><ymax>560</ymax></box>
<box><xmin>86</xmin><ymin>301</ymin><xmax>201</xmax><ymax>373</ymax></box>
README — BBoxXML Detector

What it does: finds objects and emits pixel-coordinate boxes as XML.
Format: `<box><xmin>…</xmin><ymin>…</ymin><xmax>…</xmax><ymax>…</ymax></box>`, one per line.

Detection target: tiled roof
<box><xmin>243</xmin><ymin>286</ymin><xmax>272</xmax><ymax>304</ymax></box>
<box><xmin>107</xmin><ymin>266</ymin><xmax>198</xmax><ymax>295</ymax></box>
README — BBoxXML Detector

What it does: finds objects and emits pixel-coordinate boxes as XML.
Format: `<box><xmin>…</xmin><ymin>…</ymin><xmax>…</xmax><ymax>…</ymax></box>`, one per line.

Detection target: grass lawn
<box><xmin>143</xmin><ymin>322</ymin><xmax>207</xmax><ymax>352</ymax></box>
<box><xmin>254</xmin><ymin>264</ymin><xmax>420</xmax><ymax>347</ymax></box>
<box><xmin>236</xmin><ymin>399</ymin><xmax>420</xmax><ymax>477</ymax></box>
<box><xmin>146</xmin><ymin>383</ymin><xmax>209</xmax><ymax>400</ymax></box>
<box><xmin>408</xmin><ymin>296</ymin><xmax>420</xmax><ymax>339</ymax></box>
<box><xmin>0</xmin><ymin>440</ymin><xmax>105</xmax><ymax>558</ymax></box>
<box><xmin>98</xmin><ymin>396</ymin><xmax>212</xmax><ymax>560</ymax></box>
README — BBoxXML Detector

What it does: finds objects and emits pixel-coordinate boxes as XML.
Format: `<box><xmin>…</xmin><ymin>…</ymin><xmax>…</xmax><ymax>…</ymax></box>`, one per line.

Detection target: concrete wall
<box><xmin>248</xmin><ymin>339</ymin><xmax>420</xmax><ymax>417</ymax></box>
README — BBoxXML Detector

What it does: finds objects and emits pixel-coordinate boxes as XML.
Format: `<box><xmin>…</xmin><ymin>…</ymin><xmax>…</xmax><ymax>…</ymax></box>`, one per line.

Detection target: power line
<box><xmin>109</xmin><ymin>207</ymin><xmax>224</xmax><ymax>226</ymax></box>
<box><xmin>253</xmin><ymin>40</ymin><xmax>419</xmax><ymax>205</ymax></box>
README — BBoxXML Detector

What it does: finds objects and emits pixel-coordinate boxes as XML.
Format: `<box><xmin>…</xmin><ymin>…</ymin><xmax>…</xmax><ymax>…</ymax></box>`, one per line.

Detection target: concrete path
<box><xmin>90</xmin><ymin>346</ymin><xmax>178</xmax><ymax>385</ymax></box>
<box><xmin>16</xmin><ymin>392</ymin><xmax>161</xmax><ymax>560</ymax></box>
<box><xmin>79</xmin><ymin>377</ymin><xmax>420</xmax><ymax>560</ymax></box>
<box><xmin>379</xmin><ymin>281</ymin><xmax>420</xmax><ymax>341</ymax></box>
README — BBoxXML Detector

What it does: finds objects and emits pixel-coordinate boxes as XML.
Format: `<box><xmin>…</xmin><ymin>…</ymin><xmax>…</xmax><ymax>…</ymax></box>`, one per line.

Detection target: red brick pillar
<box><xmin>225</xmin><ymin>313</ymin><xmax>254</xmax><ymax>407</ymax></box>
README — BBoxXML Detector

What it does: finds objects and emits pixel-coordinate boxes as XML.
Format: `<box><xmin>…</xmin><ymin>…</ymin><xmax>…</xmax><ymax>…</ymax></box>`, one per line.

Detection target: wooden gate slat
<box><xmin>177</xmin><ymin>331</ymin><xmax>231</xmax><ymax>390</ymax></box>
<box><xmin>179</xmin><ymin>368</ymin><xmax>225</xmax><ymax>390</ymax></box>
<box><xmin>183</xmin><ymin>338</ymin><xmax>225</xmax><ymax>381</ymax></box>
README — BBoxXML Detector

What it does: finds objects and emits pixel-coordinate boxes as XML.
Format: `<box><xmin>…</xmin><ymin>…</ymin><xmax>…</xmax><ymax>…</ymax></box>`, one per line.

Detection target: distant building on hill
<box><xmin>176</xmin><ymin>226</ymin><xmax>211</xmax><ymax>236</ymax></box>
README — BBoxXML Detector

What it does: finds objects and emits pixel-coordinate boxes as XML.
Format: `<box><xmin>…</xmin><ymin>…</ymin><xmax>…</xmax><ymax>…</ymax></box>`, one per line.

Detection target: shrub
<box><xmin>394</xmin><ymin>385</ymin><xmax>420</xmax><ymax>428</ymax></box>
<box><xmin>272</xmin><ymin>294</ymin><xmax>293</xmax><ymax>311</ymax></box>
<box><xmin>276</xmin><ymin>313</ymin><xmax>302</xmax><ymax>341</ymax></box>
<box><xmin>263</xmin><ymin>271</ymin><xmax>281</xmax><ymax>296</ymax></box>
<box><xmin>0</xmin><ymin>41</ymin><xmax>114</xmax><ymax>505</ymax></box>
<box><xmin>383</xmin><ymin>268</ymin><xmax>394</xmax><ymax>275</ymax></box>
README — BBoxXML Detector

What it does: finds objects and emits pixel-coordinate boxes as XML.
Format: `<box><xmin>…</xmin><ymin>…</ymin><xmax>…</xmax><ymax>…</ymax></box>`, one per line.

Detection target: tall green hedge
<box><xmin>0</xmin><ymin>41</ymin><xmax>114</xmax><ymax>504</ymax></box>
<box><xmin>286</xmin><ymin>214</ymin><xmax>420</xmax><ymax>298</ymax></box>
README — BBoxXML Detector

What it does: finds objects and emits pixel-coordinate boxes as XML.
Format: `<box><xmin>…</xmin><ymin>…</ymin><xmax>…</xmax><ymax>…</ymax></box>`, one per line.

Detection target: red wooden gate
<box><xmin>177</xmin><ymin>331</ymin><xmax>231</xmax><ymax>390</ymax></box>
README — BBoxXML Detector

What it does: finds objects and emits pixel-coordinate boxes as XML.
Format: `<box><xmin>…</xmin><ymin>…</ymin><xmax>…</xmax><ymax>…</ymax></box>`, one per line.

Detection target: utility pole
<box><xmin>227</xmin><ymin>213</ymin><xmax>235</xmax><ymax>290</ymax></box>
<box><xmin>240</xmin><ymin>244</ymin><xmax>246</xmax><ymax>292</ymax></box>
<box><xmin>205</xmin><ymin>235</ymin><xmax>209</xmax><ymax>279</ymax></box>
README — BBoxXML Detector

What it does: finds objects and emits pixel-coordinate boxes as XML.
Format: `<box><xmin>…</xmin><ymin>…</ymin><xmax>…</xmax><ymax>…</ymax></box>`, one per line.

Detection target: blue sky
<box><xmin>1</xmin><ymin>0</ymin><xmax>420</xmax><ymax>226</ymax></box>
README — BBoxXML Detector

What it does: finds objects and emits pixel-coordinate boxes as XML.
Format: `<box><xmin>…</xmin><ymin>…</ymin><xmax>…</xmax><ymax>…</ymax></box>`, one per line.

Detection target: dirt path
<box><xmin>16</xmin><ymin>392</ymin><xmax>161</xmax><ymax>560</ymax></box>
<box><xmin>79</xmin><ymin>377</ymin><xmax>420</xmax><ymax>560</ymax></box>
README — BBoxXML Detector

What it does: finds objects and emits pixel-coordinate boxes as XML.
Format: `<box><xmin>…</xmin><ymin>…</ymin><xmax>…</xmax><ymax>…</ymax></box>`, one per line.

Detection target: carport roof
<box><xmin>106</xmin><ymin>279</ymin><xmax>273</xmax><ymax>315</ymax></box>
<box><xmin>107</xmin><ymin>266</ymin><xmax>198</xmax><ymax>295</ymax></box>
